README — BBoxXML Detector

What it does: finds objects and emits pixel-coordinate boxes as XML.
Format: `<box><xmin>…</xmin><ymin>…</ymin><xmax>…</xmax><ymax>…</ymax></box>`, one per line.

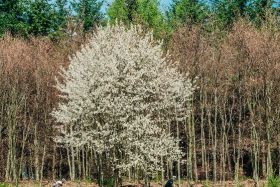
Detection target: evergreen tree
<box><xmin>168</xmin><ymin>0</ymin><xmax>208</xmax><ymax>27</ymax></box>
<box><xmin>72</xmin><ymin>0</ymin><xmax>103</xmax><ymax>32</ymax></box>
<box><xmin>55</xmin><ymin>0</ymin><xmax>69</xmax><ymax>29</ymax></box>
<box><xmin>48</xmin><ymin>0</ymin><xmax>70</xmax><ymax>39</ymax></box>
<box><xmin>0</xmin><ymin>0</ymin><xmax>71</xmax><ymax>37</ymax></box>
<box><xmin>26</xmin><ymin>0</ymin><xmax>57</xmax><ymax>36</ymax></box>
<box><xmin>0</xmin><ymin>0</ymin><xmax>28</xmax><ymax>36</ymax></box>
<box><xmin>108</xmin><ymin>0</ymin><xmax>169</xmax><ymax>39</ymax></box>
<box><xmin>126</xmin><ymin>0</ymin><xmax>138</xmax><ymax>22</ymax></box>
<box><xmin>108</xmin><ymin>0</ymin><xmax>135</xmax><ymax>24</ymax></box>
<box><xmin>213</xmin><ymin>0</ymin><xmax>250</xmax><ymax>29</ymax></box>
<box><xmin>136</xmin><ymin>0</ymin><xmax>166</xmax><ymax>31</ymax></box>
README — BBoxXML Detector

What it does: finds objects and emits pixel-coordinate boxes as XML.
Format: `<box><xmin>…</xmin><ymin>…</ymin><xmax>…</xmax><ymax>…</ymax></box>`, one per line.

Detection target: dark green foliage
<box><xmin>0</xmin><ymin>0</ymin><xmax>103</xmax><ymax>37</ymax></box>
<box><xmin>213</xmin><ymin>0</ymin><xmax>250</xmax><ymax>29</ymax></box>
<box><xmin>108</xmin><ymin>0</ymin><xmax>170</xmax><ymax>39</ymax></box>
<box><xmin>26</xmin><ymin>0</ymin><xmax>57</xmax><ymax>36</ymax></box>
<box><xmin>108</xmin><ymin>0</ymin><xmax>138</xmax><ymax>23</ymax></box>
<box><xmin>168</xmin><ymin>0</ymin><xmax>208</xmax><ymax>27</ymax></box>
<box><xmin>255</xmin><ymin>0</ymin><xmax>273</xmax><ymax>17</ymax></box>
<box><xmin>72</xmin><ymin>0</ymin><xmax>103</xmax><ymax>31</ymax></box>
<box><xmin>0</xmin><ymin>0</ymin><xmax>67</xmax><ymax>37</ymax></box>
<box><xmin>0</xmin><ymin>0</ymin><xmax>279</xmax><ymax>40</ymax></box>
<box><xmin>0</xmin><ymin>0</ymin><xmax>28</xmax><ymax>36</ymax></box>
<box><xmin>49</xmin><ymin>0</ymin><xmax>71</xmax><ymax>40</ymax></box>
<box><xmin>136</xmin><ymin>0</ymin><xmax>169</xmax><ymax>36</ymax></box>
<box><xmin>211</xmin><ymin>0</ymin><xmax>277</xmax><ymax>29</ymax></box>
<box><xmin>108</xmin><ymin>0</ymin><xmax>137</xmax><ymax>24</ymax></box>
<box><xmin>101</xmin><ymin>178</ymin><xmax>114</xmax><ymax>187</ymax></box>
<box><xmin>126</xmin><ymin>0</ymin><xmax>138</xmax><ymax>22</ymax></box>
<box><xmin>249</xmin><ymin>0</ymin><xmax>274</xmax><ymax>26</ymax></box>
<box><xmin>55</xmin><ymin>0</ymin><xmax>69</xmax><ymax>29</ymax></box>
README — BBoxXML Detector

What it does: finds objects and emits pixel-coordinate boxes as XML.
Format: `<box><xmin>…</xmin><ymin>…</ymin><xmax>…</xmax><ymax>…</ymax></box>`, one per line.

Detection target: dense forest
<box><xmin>1</xmin><ymin>0</ymin><xmax>280</xmax><ymax>186</ymax></box>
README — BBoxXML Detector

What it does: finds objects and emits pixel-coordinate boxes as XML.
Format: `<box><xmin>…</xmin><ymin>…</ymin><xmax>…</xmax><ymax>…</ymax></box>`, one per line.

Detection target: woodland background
<box><xmin>1</xmin><ymin>0</ymin><xmax>280</xmax><ymax>186</ymax></box>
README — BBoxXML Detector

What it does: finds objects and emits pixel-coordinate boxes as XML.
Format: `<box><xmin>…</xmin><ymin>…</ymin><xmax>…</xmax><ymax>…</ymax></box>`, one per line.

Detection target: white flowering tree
<box><xmin>52</xmin><ymin>24</ymin><xmax>194</xmax><ymax>186</ymax></box>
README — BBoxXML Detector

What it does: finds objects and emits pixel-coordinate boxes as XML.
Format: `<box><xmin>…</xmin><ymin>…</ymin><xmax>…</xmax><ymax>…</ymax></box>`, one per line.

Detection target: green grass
<box><xmin>267</xmin><ymin>175</ymin><xmax>280</xmax><ymax>187</ymax></box>
<box><xmin>0</xmin><ymin>183</ymin><xmax>10</xmax><ymax>187</ymax></box>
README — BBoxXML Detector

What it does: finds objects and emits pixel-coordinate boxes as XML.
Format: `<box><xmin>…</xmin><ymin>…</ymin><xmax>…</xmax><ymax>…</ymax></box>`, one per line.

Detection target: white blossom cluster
<box><xmin>52</xmin><ymin>24</ymin><xmax>194</xmax><ymax>176</ymax></box>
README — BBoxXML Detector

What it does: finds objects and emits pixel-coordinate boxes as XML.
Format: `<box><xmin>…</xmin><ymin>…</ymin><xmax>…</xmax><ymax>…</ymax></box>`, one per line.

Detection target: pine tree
<box><xmin>72</xmin><ymin>0</ymin><xmax>103</xmax><ymax>31</ymax></box>
<box><xmin>168</xmin><ymin>0</ymin><xmax>208</xmax><ymax>27</ymax></box>
<box><xmin>213</xmin><ymin>0</ymin><xmax>249</xmax><ymax>29</ymax></box>
<box><xmin>26</xmin><ymin>0</ymin><xmax>57</xmax><ymax>36</ymax></box>
<box><xmin>108</xmin><ymin>0</ymin><xmax>169</xmax><ymax>39</ymax></box>
<box><xmin>55</xmin><ymin>0</ymin><xmax>69</xmax><ymax>29</ymax></box>
<box><xmin>136</xmin><ymin>0</ymin><xmax>167</xmax><ymax>37</ymax></box>
<box><xmin>108</xmin><ymin>0</ymin><xmax>136</xmax><ymax>24</ymax></box>
<box><xmin>0</xmin><ymin>0</ymin><xmax>28</xmax><ymax>36</ymax></box>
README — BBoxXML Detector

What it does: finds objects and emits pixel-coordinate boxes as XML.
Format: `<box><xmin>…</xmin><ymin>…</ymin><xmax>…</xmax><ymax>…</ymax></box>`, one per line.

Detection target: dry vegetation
<box><xmin>0</xmin><ymin>35</ymin><xmax>82</xmax><ymax>182</ymax></box>
<box><xmin>169</xmin><ymin>21</ymin><xmax>280</xmax><ymax>184</ymax></box>
<box><xmin>1</xmin><ymin>21</ymin><xmax>280</xmax><ymax>186</ymax></box>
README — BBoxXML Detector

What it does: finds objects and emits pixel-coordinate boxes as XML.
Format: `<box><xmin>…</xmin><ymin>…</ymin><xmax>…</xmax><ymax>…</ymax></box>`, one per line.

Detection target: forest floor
<box><xmin>0</xmin><ymin>179</ymin><xmax>267</xmax><ymax>187</ymax></box>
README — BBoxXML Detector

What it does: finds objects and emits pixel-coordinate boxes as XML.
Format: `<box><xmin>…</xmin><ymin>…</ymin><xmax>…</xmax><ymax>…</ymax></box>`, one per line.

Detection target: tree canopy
<box><xmin>52</xmin><ymin>23</ymin><xmax>193</xmax><ymax>184</ymax></box>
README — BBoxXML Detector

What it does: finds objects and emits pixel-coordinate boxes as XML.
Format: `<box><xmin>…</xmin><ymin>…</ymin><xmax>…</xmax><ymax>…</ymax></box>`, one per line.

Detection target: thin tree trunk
<box><xmin>39</xmin><ymin>144</ymin><xmax>46</xmax><ymax>187</ymax></box>
<box><xmin>34</xmin><ymin>123</ymin><xmax>40</xmax><ymax>181</ymax></box>
<box><xmin>213</xmin><ymin>88</ymin><xmax>218</xmax><ymax>182</ymax></box>
<box><xmin>248</xmin><ymin>98</ymin><xmax>259</xmax><ymax>186</ymax></box>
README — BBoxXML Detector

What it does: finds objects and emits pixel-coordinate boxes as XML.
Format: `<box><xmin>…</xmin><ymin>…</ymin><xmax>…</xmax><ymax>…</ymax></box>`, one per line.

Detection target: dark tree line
<box><xmin>0</xmin><ymin>0</ymin><xmax>279</xmax><ymax>38</ymax></box>
<box><xmin>0</xmin><ymin>0</ymin><xmax>103</xmax><ymax>37</ymax></box>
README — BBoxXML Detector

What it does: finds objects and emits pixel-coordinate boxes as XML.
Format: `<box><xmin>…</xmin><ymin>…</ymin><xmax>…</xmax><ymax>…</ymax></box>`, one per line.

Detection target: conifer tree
<box><xmin>108</xmin><ymin>0</ymin><xmax>135</xmax><ymax>24</ymax></box>
<box><xmin>136</xmin><ymin>0</ymin><xmax>168</xmax><ymax>37</ymax></box>
<box><xmin>108</xmin><ymin>0</ymin><xmax>169</xmax><ymax>39</ymax></box>
<box><xmin>26</xmin><ymin>0</ymin><xmax>57</xmax><ymax>36</ymax></box>
<box><xmin>55</xmin><ymin>0</ymin><xmax>69</xmax><ymax>30</ymax></box>
<box><xmin>0</xmin><ymin>0</ymin><xmax>28</xmax><ymax>36</ymax></box>
<box><xmin>213</xmin><ymin>0</ymin><xmax>250</xmax><ymax>29</ymax></box>
<box><xmin>168</xmin><ymin>0</ymin><xmax>208</xmax><ymax>27</ymax></box>
<box><xmin>72</xmin><ymin>0</ymin><xmax>103</xmax><ymax>31</ymax></box>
